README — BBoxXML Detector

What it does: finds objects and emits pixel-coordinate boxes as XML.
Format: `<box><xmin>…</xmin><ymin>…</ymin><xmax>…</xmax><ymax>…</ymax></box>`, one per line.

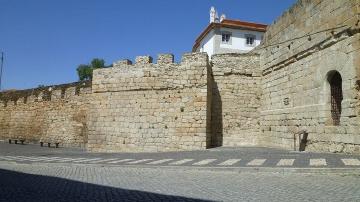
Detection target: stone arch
<box><xmin>315</xmin><ymin>50</ymin><xmax>356</xmax><ymax>126</ymax></box>
<box><xmin>326</xmin><ymin>70</ymin><xmax>343</xmax><ymax>126</ymax></box>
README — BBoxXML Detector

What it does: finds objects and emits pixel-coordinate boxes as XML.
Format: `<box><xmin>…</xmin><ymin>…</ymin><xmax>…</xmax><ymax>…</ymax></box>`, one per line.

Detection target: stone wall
<box><xmin>210</xmin><ymin>53</ymin><xmax>261</xmax><ymax>147</ymax></box>
<box><xmin>1</xmin><ymin>0</ymin><xmax>359</xmax><ymax>155</ymax></box>
<box><xmin>259</xmin><ymin>0</ymin><xmax>360</xmax><ymax>153</ymax></box>
<box><xmin>0</xmin><ymin>82</ymin><xmax>91</xmax><ymax>147</ymax></box>
<box><xmin>87</xmin><ymin>53</ymin><xmax>211</xmax><ymax>152</ymax></box>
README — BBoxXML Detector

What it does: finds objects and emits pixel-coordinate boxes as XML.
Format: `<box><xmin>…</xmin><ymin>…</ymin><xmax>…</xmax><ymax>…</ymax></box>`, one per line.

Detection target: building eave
<box><xmin>192</xmin><ymin>19</ymin><xmax>267</xmax><ymax>52</ymax></box>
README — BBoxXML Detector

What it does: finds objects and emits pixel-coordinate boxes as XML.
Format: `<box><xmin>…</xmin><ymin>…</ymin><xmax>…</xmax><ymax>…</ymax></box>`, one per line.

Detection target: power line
<box><xmin>0</xmin><ymin>52</ymin><xmax>3</xmax><ymax>91</ymax></box>
<box><xmin>256</xmin><ymin>24</ymin><xmax>350</xmax><ymax>51</ymax></box>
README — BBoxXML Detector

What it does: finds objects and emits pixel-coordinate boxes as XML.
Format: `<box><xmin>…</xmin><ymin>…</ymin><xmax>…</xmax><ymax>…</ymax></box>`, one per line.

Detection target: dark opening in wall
<box><xmin>42</xmin><ymin>91</ymin><xmax>52</xmax><ymax>101</ymax></box>
<box><xmin>61</xmin><ymin>88</ymin><xmax>66</xmax><ymax>99</ymax></box>
<box><xmin>75</xmin><ymin>87</ymin><xmax>80</xmax><ymax>96</ymax></box>
<box><xmin>328</xmin><ymin>71</ymin><xmax>343</xmax><ymax>126</ymax></box>
<box><xmin>356</xmin><ymin>80</ymin><xmax>360</xmax><ymax>91</ymax></box>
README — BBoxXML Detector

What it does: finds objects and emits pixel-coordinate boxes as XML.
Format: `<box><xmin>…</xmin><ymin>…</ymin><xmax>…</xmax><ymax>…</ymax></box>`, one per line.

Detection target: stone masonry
<box><xmin>87</xmin><ymin>53</ymin><xmax>211</xmax><ymax>152</ymax></box>
<box><xmin>210</xmin><ymin>53</ymin><xmax>261</xmax><ymax>147</ymax></box>
<box><xmin>0</xmin><ymin>0</ymin><xmax>359</xmax><ymax>154</ymax></box>
<box><xmin>258</xmin><ymin>0</ymin><xmax>360</xmax><ymax>153</ymax></box>
<box><xmin>0</xmin><ymin>82</ymin><xmax>91</xmax><ymax>148</ymax></box>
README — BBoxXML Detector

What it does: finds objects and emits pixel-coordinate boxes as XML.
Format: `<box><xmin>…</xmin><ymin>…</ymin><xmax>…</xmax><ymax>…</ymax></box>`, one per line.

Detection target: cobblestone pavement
<box><xmin>0</xmin><ymin>162</ymin><xmax>359</xmax><ymax>202</ymax></box>
<box><xmin>0</xmin><ymin>143</ymin><xmax>360</xmax><ymax>169</ymax></box>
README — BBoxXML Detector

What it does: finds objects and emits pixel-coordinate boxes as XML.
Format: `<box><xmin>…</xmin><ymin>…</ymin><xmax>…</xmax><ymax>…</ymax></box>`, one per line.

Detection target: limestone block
<box><xmin>157</xmin><ymin>54</ymin><xmax>174</xmax><ymax>64</ymax></box>
<box><xmin>136</xmin><ymin>56</ymin><xmax>153</xmax><ymax>64</ymax></box>
<box><xmin>113</xmin><ymin>59</ymin><xmax>132</xmax><ymax>67</ymax></box>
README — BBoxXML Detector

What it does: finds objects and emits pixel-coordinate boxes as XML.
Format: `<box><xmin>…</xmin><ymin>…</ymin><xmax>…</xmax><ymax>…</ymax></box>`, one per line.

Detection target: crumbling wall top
<box><xmin>92</xmin><ymin>52</ymin><xmax>209</xmax><ymax>93</ymax></box>
<box><xmin>0</xmin><ymin>81</ymin><xmax>91</xmax><ymax>106</ymax></box>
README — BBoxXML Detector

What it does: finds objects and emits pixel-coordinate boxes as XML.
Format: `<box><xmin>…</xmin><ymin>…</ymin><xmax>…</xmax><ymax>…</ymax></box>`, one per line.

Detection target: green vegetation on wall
<box><xmin>76</xmin><ymin>58</ymin><xmax>106</xmax><ymax>81</ymax></box>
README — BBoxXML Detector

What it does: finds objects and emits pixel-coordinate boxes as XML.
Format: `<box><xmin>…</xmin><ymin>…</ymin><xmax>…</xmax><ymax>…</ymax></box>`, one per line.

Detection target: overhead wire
<box><xmin>256</xmin><ymin>24</ymin><xmax>351</xmax><ymax>51</ymax></box>
<box><xmin>0</xmin><ymin>52</ymin><xmax>4</xmax><ymax>91</ymax></box>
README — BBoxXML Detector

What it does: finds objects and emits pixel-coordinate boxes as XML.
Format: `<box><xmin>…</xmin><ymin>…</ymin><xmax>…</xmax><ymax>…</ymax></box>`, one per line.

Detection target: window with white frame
<box><xmin>221</xmin><ymin>32</ymin><xmax>231</xmax><ymax>44</ymax></box>
<box><xmin>245</xmin><ymin>34</ymin><xmax>256</xmax><ymax>46</ymax></box>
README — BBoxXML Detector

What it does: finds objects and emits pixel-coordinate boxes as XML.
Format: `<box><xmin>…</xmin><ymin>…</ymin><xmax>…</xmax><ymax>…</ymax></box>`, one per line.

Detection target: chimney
<box><xmin>210</xmin><ymin>6</ymin><xmax>216</xmax><ymax>23</ymax></box>
<box><xmin>220</xmin><ymin>14</ymin><xmax>226</xmax><ymax>22</ymax></box>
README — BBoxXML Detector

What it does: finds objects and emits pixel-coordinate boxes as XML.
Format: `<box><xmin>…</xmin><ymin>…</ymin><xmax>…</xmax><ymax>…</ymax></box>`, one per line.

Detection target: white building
<box><xmin>193</xmin><ymin>7</ymin><xmax>267</xmax><ymax>58</ymax></box>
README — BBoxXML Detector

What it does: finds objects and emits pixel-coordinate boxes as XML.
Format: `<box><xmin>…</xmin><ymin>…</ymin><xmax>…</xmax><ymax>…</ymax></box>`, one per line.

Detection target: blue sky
<box><xmin>0</xmin><ymin>0</ymin><xmax>296</xmax><ymax>90</ymax></box>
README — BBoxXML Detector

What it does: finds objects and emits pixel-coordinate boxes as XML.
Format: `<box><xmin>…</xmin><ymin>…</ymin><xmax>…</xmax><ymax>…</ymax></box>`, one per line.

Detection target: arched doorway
<box><xmin>327</xmin><ymin>71</ymin><xmax>343</xmax><ymax>126</ymax></box>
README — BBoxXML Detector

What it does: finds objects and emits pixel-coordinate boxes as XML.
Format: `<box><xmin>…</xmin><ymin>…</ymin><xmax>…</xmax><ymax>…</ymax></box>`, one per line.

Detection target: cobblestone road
<box><xmin>1</xmin><ymin>143</ymin><xmax>360</xmax><ymax>169</ymax></box>
<box><xmin>0</xmin><ymin>162</ymin><xmax>359</xmax><ymax>202</ymax></box>
<box><xmin>1</xmin><ymin>154</ymin><xmax>360</xmax><ymax>169</ymax></box>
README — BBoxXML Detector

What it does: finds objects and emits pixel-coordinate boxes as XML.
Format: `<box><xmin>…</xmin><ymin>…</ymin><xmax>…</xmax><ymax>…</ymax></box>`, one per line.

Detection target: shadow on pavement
<box><xmin>0</xmin><ymin>168</ymin><xmax>213</xmax><ymax>202</ymax></box>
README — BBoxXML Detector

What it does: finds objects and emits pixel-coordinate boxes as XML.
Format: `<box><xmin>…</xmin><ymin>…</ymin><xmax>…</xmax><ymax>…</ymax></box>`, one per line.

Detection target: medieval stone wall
<box><xmin>87</xmin><ymin>53</ymin><xmax>211</xmax><ymax>152</ymax></box>
<box><xmin>1</xmin><ymin>0</ymin><xmax>359</xmax><ymax>154</ymax></box>
<box><xmin>210</xmin><ymin>53</ymin><xmax>261</xmax><ymax>147</ymax></box>
<box><xmin>0</xmin><ymin>82</ymin><xmax>91</xmax><ymax>147</ymax></box>
<box><xmin>259</xmin><ymin>0</ymin><xmax>360</xmax><ymax>153</ymax></box>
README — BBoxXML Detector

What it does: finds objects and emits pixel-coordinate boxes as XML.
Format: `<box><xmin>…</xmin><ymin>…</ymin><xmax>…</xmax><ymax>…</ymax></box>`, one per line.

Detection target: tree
<box><xmin>76</xmin><ymin>64</ymin><xmax>91</xmax><ymax>81</ymax></box>
<box><xmin>76</xmin><ymin>58</ymin><xmax>106</xmax><ymax>81</ymax></box>
<box><xmin>91</xmin><ymin>58</ymin><xmax>105</xmax><ymax>69</ymax></box>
